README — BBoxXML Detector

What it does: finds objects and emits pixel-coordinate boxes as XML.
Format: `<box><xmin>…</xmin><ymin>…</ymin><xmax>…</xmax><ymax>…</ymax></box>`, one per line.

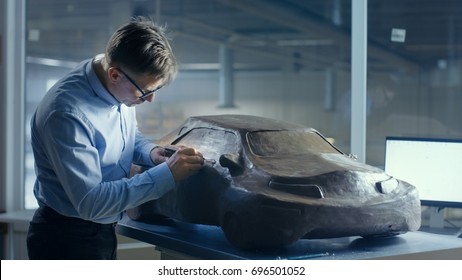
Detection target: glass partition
<box><xmin>366</xmin><ymin>0</ymin><xmax>462</xmax><ymax>221</ymax></box>
<box><xmin>24</xmin><ymin>0</ymin><xmax>354</xmax><ymax>209</ymax></box>
<box><xmin>365</xmin><ymin>0</ymin><xmax>462</xmax><ymax>167</ymax></box>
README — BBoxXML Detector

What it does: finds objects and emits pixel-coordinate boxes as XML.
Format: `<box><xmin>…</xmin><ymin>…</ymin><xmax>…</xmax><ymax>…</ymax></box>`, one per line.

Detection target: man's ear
<box><xmin>107</xmin><ymin>67</ymin><xmax>123</xmax><ymax>84</ymax></box>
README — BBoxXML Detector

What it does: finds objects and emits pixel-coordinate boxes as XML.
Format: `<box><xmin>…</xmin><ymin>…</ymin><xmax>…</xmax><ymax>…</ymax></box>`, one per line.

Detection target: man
<box><xmin>26</xmin><ymin>17</ymin><xmax>204</xmax><ymax>259</ymax></box>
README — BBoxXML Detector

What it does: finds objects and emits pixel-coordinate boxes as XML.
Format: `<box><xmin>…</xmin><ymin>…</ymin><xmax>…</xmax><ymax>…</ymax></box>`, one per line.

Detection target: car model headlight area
<box><xmin>375</xmin><ymin>176</ymin><xmax>399</xmax><ymax>194</ymax></box>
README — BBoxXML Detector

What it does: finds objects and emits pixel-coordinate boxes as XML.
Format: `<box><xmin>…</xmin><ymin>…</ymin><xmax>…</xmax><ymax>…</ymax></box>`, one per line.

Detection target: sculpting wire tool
<box><xmin>164</xmin><ymin>147</ymin><xmax>215</xmax><ymax>166</ymax></box>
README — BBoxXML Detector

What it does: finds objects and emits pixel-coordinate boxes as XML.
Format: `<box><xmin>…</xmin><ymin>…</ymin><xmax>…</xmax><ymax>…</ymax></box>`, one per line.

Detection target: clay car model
<box><xmin>128</xmin><ymin>115</ymin><xmax>421</xmax><ymax>249</ymax></box>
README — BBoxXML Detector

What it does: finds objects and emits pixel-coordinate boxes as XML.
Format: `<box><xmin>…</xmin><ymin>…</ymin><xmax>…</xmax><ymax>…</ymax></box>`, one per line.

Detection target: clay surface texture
<box><xmin>128</xmin><ymin>115</ymin><xmax>421</xmax><ymax>249</ymax></box>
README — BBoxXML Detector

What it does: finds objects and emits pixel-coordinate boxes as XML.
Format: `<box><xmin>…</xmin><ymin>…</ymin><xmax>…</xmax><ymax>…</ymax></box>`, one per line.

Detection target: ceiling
<box><xmin>26</xmin><ymin>0</ymin><xmax>462</xmax><ymax>73</ymax></box>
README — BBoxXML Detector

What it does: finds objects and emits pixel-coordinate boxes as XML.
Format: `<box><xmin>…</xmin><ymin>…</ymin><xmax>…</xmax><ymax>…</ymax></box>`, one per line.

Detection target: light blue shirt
<box><xmin>31</xmin><ymin>56</ymin><xmax>175</xmax><ymax>224</ymax></box>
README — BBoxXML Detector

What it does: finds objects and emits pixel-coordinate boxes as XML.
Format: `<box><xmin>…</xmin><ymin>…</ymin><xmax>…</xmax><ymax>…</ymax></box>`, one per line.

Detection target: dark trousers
<box><xmin>27</xmin><ymin>206</ymin><xmax>117</xmax><ymax>260</ymax></box>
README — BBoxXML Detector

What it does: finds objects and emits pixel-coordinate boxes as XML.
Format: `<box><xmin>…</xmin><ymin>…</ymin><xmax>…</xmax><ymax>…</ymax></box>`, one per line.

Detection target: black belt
<box><xmin>36</xmin><ymin>205</ymin><xmax>116</xmax><ymax>228</ymax></box>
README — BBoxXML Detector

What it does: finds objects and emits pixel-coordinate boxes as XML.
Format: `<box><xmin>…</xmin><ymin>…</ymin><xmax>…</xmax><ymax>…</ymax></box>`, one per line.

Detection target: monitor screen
<box><xmin>384</xmin><ymin>137</ymin><xmax>462</xmax><ymax>208</ymax></box>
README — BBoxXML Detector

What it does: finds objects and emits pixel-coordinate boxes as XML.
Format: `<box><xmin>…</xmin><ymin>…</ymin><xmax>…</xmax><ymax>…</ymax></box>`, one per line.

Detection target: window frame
<box><xmin>1</xmin><ymin>0</ymin><xmax>26</xmax><ymax>212</ymax></box>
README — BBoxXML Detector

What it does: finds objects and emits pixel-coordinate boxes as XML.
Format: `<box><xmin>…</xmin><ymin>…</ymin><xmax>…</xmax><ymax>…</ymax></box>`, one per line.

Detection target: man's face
<box><xmin>113</xmin><ymin>68</ymin><xmax>163</xmax><ymax>107</ymax></box>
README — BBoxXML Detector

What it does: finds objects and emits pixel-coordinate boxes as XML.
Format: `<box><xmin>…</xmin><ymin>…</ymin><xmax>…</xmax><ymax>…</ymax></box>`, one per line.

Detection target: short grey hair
<box><xmin>105</xmin><ymin>16</ymin><xmax>178</xmax><ymax>85</ymax></box>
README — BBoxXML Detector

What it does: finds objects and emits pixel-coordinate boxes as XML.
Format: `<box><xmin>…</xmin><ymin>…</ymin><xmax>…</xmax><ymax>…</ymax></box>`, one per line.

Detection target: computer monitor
<box><xmin>384</xmin><ymin>137</ymin><xmax>462</xmax><ymax>209</ymax></box>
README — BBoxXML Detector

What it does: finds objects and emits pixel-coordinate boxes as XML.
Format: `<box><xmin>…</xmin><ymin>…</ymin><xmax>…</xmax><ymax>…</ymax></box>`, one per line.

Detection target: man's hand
<box><xmin>166</xmin><ymin>147</ymin><xmax>204</xmax><ymax>182</ymax></box>
<box><xmin>150</xmin><ymin>146</ymin><xmax>204</xmax><ymax>182</ymax></box>
<box><xmin>150</xmin><ymin>146</ymin><xmax>172</xmax><ymax>165</ymax></box>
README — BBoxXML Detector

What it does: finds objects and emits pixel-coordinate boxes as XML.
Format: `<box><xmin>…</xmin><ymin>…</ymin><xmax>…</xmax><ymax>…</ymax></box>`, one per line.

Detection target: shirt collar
<box><xmin>86</xmin><ymin>54</ymin><xmax>120</xmax><ymax>108</ymax></box>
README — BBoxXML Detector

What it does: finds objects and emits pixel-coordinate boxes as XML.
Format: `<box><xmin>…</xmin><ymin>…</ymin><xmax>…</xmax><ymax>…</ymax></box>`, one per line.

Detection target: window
<box><xmin>17</xmin><ymin>1</ymin><xmax>462</xmax><ymax>215</ymax></box>
<box><xmin>365</xmin><ymin>0</ymin><xmax>462</xmax><ymax>167</ymax></box>
<box><xmin>21</xmin><ymin>0</ymin><xmax>462</xmax><ymax>210</ymax></box>
<box><xmin>247</xmin><ymin>131</ymin><xmax>340</xmax><ymax>156</ymax></box>
<box><xmin>23</xmin><ymin>0</ymin><xmax>356</xmax><ymax>209</ymax></box>
<box><xmin>175</xmin><ymin>128</ymin><xmax>239</xmax><ymax>161</ymax></box>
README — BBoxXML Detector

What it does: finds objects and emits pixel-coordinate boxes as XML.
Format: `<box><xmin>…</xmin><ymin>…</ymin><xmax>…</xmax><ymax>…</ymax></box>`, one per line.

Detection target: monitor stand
<box><xmin>428</xmin><ymin>207</ymin><xmax>445</xmax><ymax>229</ymax></box>
<box><xmin>422</xmin><ymin>207</ymin><xmax>461</xmax><ymax>237</ymax></box>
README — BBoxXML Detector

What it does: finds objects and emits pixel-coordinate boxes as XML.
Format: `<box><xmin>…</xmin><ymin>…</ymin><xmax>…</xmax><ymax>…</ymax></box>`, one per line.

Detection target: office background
<box><xmin>1</xmin><ymin>0</ymin><xmax>461</xmax><ymax>259</ymax></box>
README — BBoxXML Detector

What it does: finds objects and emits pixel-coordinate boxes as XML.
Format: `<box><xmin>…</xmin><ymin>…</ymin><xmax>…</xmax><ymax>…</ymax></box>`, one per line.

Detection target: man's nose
<box><xmin>145</xmin><ymin>94</ymin><xmax>155</xmax><ymax>102</ymax></box>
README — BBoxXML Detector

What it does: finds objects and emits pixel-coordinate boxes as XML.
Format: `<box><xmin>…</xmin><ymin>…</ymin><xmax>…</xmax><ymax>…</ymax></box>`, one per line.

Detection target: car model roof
<box><xmin>186</xmin><ymin>114</ymin><xmax>310</xmax><ymax>133</ymax></box>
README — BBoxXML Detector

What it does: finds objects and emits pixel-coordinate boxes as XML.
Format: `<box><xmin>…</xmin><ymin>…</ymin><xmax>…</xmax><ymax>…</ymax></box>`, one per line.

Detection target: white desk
<box><xmin>0</xmin><ymin>210</ymin><xmax>35</xmax><ymax>259</ymax></box>
<box><xmin>116</xmin><ymin>214</ymin><xmax>462</xmax><ymax>260</ymax></box>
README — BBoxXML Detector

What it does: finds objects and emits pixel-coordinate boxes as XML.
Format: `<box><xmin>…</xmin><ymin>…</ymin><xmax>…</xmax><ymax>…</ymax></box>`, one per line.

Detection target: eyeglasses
<box><xmin>117</xmin><ymin>68</ymin><xmax>162</xmax><ymax>101</ymax></box>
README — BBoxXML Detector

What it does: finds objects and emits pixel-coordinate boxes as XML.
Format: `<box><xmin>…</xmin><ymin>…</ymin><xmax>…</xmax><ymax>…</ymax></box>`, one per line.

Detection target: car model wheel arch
<box><xmin>221</xmin><ymin>211</ymin><xmax>256</xmax><ymax>249</ymax></box>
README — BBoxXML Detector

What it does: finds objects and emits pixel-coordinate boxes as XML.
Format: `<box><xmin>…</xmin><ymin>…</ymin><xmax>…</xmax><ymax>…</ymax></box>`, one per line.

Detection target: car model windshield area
<box><xmin>175</xmin><ymin>128</ymin><xmax>240</xmax><ymax>160</ymax></box>
<box><xmin>247</xmin><ymin>130</ymin><xmax>341</xmax><ymax>156</ymax></box>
